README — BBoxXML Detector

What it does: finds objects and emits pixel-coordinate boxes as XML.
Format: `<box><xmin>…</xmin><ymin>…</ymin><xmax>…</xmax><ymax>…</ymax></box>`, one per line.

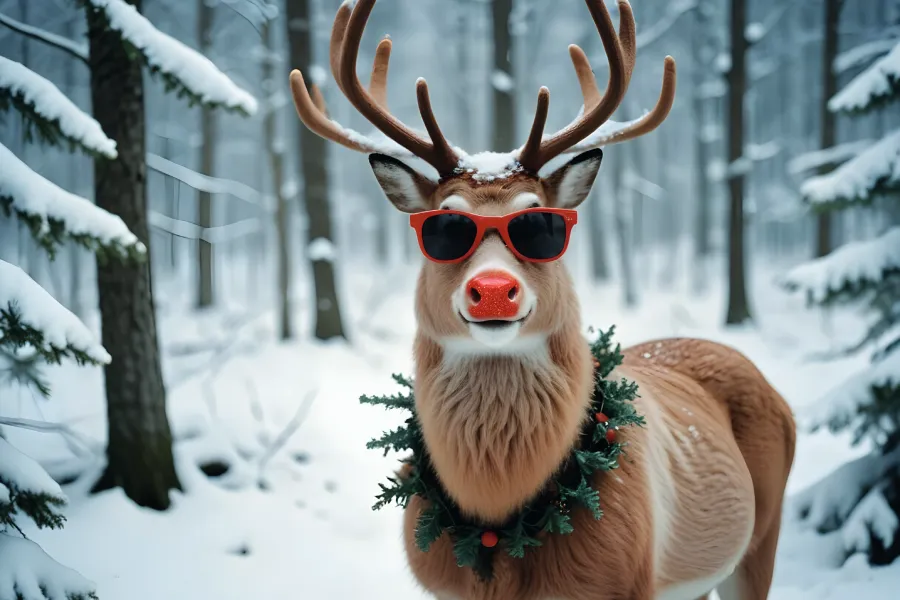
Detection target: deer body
<box><xmin>288</xmin><ymin>1</ymin><xmax>795</xmax><ymax>598</ymax></box>
<box><xmin>403</xmin><ymin>335</ymin><xmax>795</xmax><ymax>600</ymax></box>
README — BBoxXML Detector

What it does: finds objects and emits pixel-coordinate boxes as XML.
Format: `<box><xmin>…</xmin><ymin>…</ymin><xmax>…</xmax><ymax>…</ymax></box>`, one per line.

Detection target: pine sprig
<box><xmin>0</xmin><ymin>304</ymin><xmax>104</xmax><ymax>368</ymax></box>
<box><xmin>0</xmin><ymin>481</ymin><xmax>66</xmax><ymax>532</ymax></box>
<box><xmin>0</xmin><ymin>89</ymin><xmax>114</xmax><ymax>160</ymax></box>
<box><xmin>78</xmin><ymin>1</ymin><xmax>255</xmax><ymax>117</ymax></box>
<box><xmin>1</xmin><ymin>197</ymin><xmax>146</xmax><ymax>263</ymax></box>
<box><xmin>360</xmin><ymin>327</ymin><xmax>642</xmax><ymax>580</ymax></box>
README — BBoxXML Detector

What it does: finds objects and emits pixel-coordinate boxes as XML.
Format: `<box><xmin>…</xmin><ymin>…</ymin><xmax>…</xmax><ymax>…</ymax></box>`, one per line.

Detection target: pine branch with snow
<box><xmin>0</xmin><ymin>57</ymin><xmax>117</xmax><ymax>159</ymax></box>
<box><xmin>799</xmin><ymin>128</ymin><xmax>900</xmax><ymax>210</ymax></box>
<box><xmin>0</xmin><ymin>260</ymin><xmax>111</xmax><ymax>367</ymax></box>
<box><xmin>780</xmin><ymin>226</ymin><xmax>900</xmax><ymax>306</ymax></box>
<box><xmin>78</xmin><ymin>0</ymin><xmax>257</xmax><ymax>116</ymax></box>
<box><xmin>0</xmin><ymin>534</ymin><xmax>97</xmax><ymax>600</ymax></box>
<box><xmin>0</xmin><ymin>437</ymin><xmax>67</xmax><ymax>532</ymax></box>
<box><xmin>829</xmin><ymin>40</ymin><xmax>900</xmax><ymax>114</ymax></box>
<box><xmin>0</xmin><ymin>142</ymin><xmax>144</xmax><ymax>260</ymax></box>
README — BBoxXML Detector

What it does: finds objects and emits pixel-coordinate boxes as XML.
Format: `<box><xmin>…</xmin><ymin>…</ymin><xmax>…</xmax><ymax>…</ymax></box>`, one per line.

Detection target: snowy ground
<box><xmin>3</xmin><ymin>263</ymin><xmax>900</xmax><ymax>599</ymax></box>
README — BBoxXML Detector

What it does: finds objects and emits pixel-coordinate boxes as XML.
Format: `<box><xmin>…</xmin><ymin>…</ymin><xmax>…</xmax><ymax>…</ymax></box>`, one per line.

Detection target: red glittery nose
<box><xmin>466</xmin><ymin>271</ymin><xmax>520</xmax><ymax>319</ymax></box>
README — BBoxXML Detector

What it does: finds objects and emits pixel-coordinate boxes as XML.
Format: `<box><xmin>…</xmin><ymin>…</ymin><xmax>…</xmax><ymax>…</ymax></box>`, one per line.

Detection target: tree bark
<box><xmin>491</xmin><ymin>0</ymin><xmax>515</xmax><ymax>152</ymax></box>
<box><xmin>815</xmin><ymin>0</ymin><xmax>842</xmax><ymax>258</ymax></box>
<box><xmin>197</xmin><ymin>0</ymin><xmax>215</xmax><ymax>307</ymax></box>
<box><xmin>612</xmin><ymin>149</ymin><xmax>637</xmax><ymax>307</ymax></box>
<box><xmin>87</xmin><ymin>0</ymin><xmax>181</xmax><ymax>509</ymax></box>
<box><xmin>692</xmin><ymin>0</ymin><xmax>713</xmax><ymax>294</ymax></box>
<box><xmin>263</xmin><ymin>21</ymin><xmax>293</xmax><ymax>340</ymax></box>
<box><xmin>286</xmin><ymin>0</ymin><xmax>346</xmax><ymax>340</ymax></box>
<box><xmin>725</xmin><ymin>0</ymin><xmax>752</xmax><ymax>325</ymax></box>
<box><xmin>586</xmin><ymin>188</ymin><xmax>610</xmax><ymax>281</ymax></box>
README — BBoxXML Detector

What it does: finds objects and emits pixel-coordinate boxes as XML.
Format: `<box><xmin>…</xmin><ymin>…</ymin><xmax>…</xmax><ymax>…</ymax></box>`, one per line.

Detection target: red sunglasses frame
<box><xmin>409</xmin><ymin>207</ymin><xmax>579</xmax><ymax>264</ymax></box>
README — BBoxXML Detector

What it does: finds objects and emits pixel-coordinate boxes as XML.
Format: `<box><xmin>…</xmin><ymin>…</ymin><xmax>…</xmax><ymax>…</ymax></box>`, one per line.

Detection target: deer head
<box><xmin>290</xmin><ymin>0</ymin><xmax>676</xmax><ymax>357</ymax></box>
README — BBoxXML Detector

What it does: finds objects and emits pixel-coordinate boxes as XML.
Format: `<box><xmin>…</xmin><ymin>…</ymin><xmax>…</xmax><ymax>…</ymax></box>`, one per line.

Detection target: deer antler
<box><xmin>518</xmin><ymin>0</ymin><xmax>676</xmax><ymax>173</ymax></box>
<box><xmin>560</xmin><ymin>2</ymin><xmax>676</xmax><ymax>153</ymax></box>
<box><xmin>336</xmin><ymin>0</ymin><xmax>460</xmax><ymax>175</ymax></box>
<box><xmin>290</xmin><ymin>1</ymin><xmax>454</xmax><ymax>166</ymax></box>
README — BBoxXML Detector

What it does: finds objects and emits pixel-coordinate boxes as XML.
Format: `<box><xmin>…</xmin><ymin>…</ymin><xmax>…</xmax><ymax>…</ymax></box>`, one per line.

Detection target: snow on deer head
<box><xmin>289</xmin><ymin>0</ymin><xmax>675</xmax><ymax>358</ymax></box>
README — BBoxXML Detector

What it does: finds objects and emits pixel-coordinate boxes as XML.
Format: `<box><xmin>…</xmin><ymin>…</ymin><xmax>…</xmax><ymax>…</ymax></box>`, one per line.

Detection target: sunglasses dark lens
<box><xmin>421</xmin><ymin>213</ymin><xmax>479</xmax><ymax>261</ymax></box>
<box><xmin>507</xmin><ymin>211</ymin><xmax>568</xmax><ymax>260</ymax></box>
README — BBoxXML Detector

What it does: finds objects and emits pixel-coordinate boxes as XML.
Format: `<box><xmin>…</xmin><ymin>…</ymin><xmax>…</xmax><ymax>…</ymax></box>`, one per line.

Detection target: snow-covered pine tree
<box><xmin>0</xmin><ymin>264</ymin><xmax>116</xmax><ymax>600</ymax></box>
<box><xmin>0</xmin><ymin>39</ymin><xmax>146</xmax><ymax>598</ymax></box>
<box><xmin>781</xmin><ymin>38</ymin><xmax>900</xmax><ymax>564</ymax></box>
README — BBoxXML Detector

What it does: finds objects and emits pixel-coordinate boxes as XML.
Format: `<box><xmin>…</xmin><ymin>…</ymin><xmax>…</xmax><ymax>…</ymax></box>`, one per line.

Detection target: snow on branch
<box><xmin>0</xmin><ymin>12</ymin><xmax>89</xmax><ymax>64</ymax></box>
<box><xmin>805</xmin><ymin>349</ymin><xmax>900</xmax><ymax>440</ymax></box>
<box><xmin>0</xmin><ymin>142</ymin><xmax>143</xmax><ymax>259</ymax></box>
<box><xmin>829</xmin><ymin>40</ymin><xmax>900</xmax><ymax>113</ymax></box>
<box><xmin>791</xmin><ymin>445</ymin><xmax>900</xmax><ymax>533</ymax></box>
<box><xmin>842</xmin><ymin>486</ymin><xmax>899</xmax><ymax>555</ymax></box>
<box><xmin>0</xmin><ymin>57</ymin><xmax>117</xmax><ymax>159</ymax></box>
<box><xmin>0</xmin><ymin>261</ymin><xmax>111</xmax><ymax>366</ymax></box>
<box><xmin>148</xmin><ymin>211</ymin><xmax>261</xmax><ymax>243</ymax></box>
<box><xmin>780</xmin><ymin>226</ymin><xmax>900</xmax><ymax>305</ymax></box>
<box><xmin>787</xmin><ymin>140</ymin><xmax>874</xmax><ymax>175</ymax></box>
<box><xmin>0</xmin><ymin>534</ymin><xmax>97</xmax><ymax>600</ymax></box>
<box><xmin>81</xmin><ymin>0</ymin><xmax>258</xmax><ymax>116</ymax></box>
<box><xmin>146</xmin><ymin>152</ymin><xmax>265</xmax><ymax>208</ymax></box>
<box><xmin>835</xmin><ymin>38</ymin><xmax>897</xmax><ymax>75</ymax></box>
<box><xmin>800</xmin><ymin>128</ymin><xmax>900</xmax><ymax>208</ymax></box>
<box><xmin>0</xmin><ymin>437</ymin><xmax>65</xmax><ymax>502</ymax></box>
<box><xmin>633</xmin><ymin>0</ymin><xmax>697</xmax><ymax>49</ymax></box>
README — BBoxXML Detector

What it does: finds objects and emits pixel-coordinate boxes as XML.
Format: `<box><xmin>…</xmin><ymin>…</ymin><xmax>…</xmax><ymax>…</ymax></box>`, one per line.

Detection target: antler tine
<box><xmin>617</xmin><ymin>0</ymin><xmax>637</xmax><ymax>87</ymax></box>
<box><xmin>567</xmin><ymin>56</ymin><xmax>677</xmax><ymax>153</ymax></box>
<box><xmin>339</xmin><ymin>0</ymin><xmax>459</xmax><ymax>175</ymax></box>
<box><xmin>310</xmin><ymin>83</ymin><xmax>328</xmax><ymax>117</ymax></box>
<box><xmin>517</xmin><ymin>88</ymin><xmax>551</xmax><ymax>172</ymax></box>
<box><xmin>329</xmin><ymin>2</ymin><xmax>353</xmax><ymax>94</ymax></box>
<box><xmin>518</xmin><ymin>0</ymin><xmax>627</xmax><ymax>173</ymax></box>
<box><xmin>370</xmin><ymin>36</ymin><xmax>392</xmax><ymax>108</ymax></box>
<box><xmin>289</xmin><ymin>69</ymin><xmax>411</xmax><ymax>158</ymax></box>
<box><xmin>569</xmin><ymin>45</ymin><xmax>601</xmax><ymax>112</ymax></box>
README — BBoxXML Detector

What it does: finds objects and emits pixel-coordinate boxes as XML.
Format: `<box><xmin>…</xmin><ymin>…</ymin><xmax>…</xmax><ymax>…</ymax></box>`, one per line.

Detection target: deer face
<box><xmin>369</xmin><ymin>150</ymin><xmax>603</xmax><ymax>356</ymax></box>
<box><xmin>290</xmin><ymin>0</ymin><xmax>675</xmax><ymax>352</ymax></box>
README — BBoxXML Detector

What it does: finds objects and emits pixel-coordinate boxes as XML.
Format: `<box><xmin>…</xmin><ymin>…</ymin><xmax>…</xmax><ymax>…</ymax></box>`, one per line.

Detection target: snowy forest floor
<box><xmin>4</xmin><ymin>262</ymin><xmax>900</xmax><ymax>599</ymax></box>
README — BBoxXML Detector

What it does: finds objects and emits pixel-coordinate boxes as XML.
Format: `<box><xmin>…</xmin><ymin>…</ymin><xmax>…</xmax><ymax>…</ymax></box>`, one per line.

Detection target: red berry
<box><xmin>606</xmin><ymin>428</ymin><xmax>617</xmax><ymax>443</ymax></box>
<box><xmin>595</xmin><ymin>412</ymin><xmax>609</xmax><ymax>423</ymax></box>
<box><xmin>481</xmin><ymin>531</ymin><xmax>499</xmax><ymax>548</ymax></box>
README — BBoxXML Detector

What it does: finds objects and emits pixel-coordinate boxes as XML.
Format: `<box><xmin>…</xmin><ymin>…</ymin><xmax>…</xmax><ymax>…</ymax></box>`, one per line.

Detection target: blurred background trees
<box><xmin>1</xmin><ymin>0</ymin><xmax>899</xmax><ymax>586</ymax></box>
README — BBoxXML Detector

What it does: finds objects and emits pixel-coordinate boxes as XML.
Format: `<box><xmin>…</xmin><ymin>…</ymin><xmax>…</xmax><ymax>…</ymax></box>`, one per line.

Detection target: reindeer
<box><xmin>289</xmin><ymin>1</ymin><xmax>796</xmax><ymax>598</ymax></box>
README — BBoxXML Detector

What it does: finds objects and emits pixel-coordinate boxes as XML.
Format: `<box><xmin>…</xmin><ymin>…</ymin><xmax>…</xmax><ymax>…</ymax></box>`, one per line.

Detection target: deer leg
<box><xmin>715</xmin><ymin>504</ymin><xmax>783</xmax><ymax>600</ymax></box>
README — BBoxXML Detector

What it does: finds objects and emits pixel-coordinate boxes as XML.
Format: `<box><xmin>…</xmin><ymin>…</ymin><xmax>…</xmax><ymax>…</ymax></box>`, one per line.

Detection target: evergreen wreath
<box><xmin>360</xmin><ymin>326</ymin><xmax>644</xmax><ymax>581</ymax></box>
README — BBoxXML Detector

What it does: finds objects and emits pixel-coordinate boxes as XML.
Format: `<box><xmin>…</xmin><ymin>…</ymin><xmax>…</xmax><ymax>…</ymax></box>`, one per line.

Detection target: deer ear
<box><xmin>541</xmin><ymin>149</ymin><xmax>603</xmax><ymax>209</ymax></box>
<box><xmin>369</xmin><ymin>154</ymin><xmax>437</xmax><ymax>213</ymax></box>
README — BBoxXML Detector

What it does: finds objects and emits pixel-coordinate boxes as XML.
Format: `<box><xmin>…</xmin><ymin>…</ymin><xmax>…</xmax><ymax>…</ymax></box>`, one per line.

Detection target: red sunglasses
<box><xmin>409</xmin><ymin>208</ymin><xmax>578</xmax><ymax>264</ymax></box>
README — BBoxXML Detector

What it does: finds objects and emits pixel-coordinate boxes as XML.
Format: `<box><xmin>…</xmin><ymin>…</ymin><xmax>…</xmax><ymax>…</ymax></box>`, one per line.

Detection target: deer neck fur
<box><xmin>412</xmin><ymin>317</ymin><xmax>595</xmax><ymax>523</ymax></box>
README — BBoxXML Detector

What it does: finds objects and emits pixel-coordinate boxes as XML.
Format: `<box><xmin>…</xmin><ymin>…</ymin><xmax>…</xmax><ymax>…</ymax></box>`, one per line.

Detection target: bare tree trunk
<box><xmin>725</xmin><ymin>0</ymin><xmax>751</xmax><ymax>325</ymax></box>
<box><xmin>263</xmin><ymin>21</ymin><xmax>293</xmax><ymax>340</ymax></box>
<box><xmin>586</xmin><ymin>188</ymin><xmax>610</xmax><ymax>281</ymax></box>
<box><xmin>815</xmin><ymin>0</ymin><xmax>842</xmax><ymax>258</ymax></box>
<box><xmin>87</xmin><ymin>0</ymin><xmax>181</xmax><ymax>509</ymax></box>
<box><xmin>197</xmin><ymin>0</ymin><xmax>215</xmax><ymax>307</ymax></box>
<box><xmin>491</xmin><ymin>0</ymin><xmax>515</xmax><ymax>151</ymax></box>
<box><xmin>692</xmin><ymin>0</ymin><xmax>712</xmax><ymax>294</ymax></box>
<box><xmin>455</xmin><ymin>0</ymin><xmax>472</xmax><ymax>149</ymax></box>
<box><xmin>612</xmin><ymin>150</ymin><xmax>637</xmax><ymax>307</ymax></box>
<box><xmin>286</xmin><ymin>0</ymin><xmax>346</xmax><ymax>340</ymax></box>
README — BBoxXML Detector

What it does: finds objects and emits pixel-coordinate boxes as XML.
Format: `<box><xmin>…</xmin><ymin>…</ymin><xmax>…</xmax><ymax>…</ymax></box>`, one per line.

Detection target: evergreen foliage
<box><xmin>77</xmin><ymin>0</ymin><xmax>256</xmax><ymax>117</ymax></box>
<box><xmin>0</xmin><ymin>86</ymin><xmax>111</xmax><ymax>160</ymax></box>
<box><xmin>785</xmin><ymin>37</ymin><xmax>900</xmax><ymax>564</ymax></box>
<box><xmin>361</xmin><ymin>327</ymin><xmax>643</xmax><ymax>580</ymax></box>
